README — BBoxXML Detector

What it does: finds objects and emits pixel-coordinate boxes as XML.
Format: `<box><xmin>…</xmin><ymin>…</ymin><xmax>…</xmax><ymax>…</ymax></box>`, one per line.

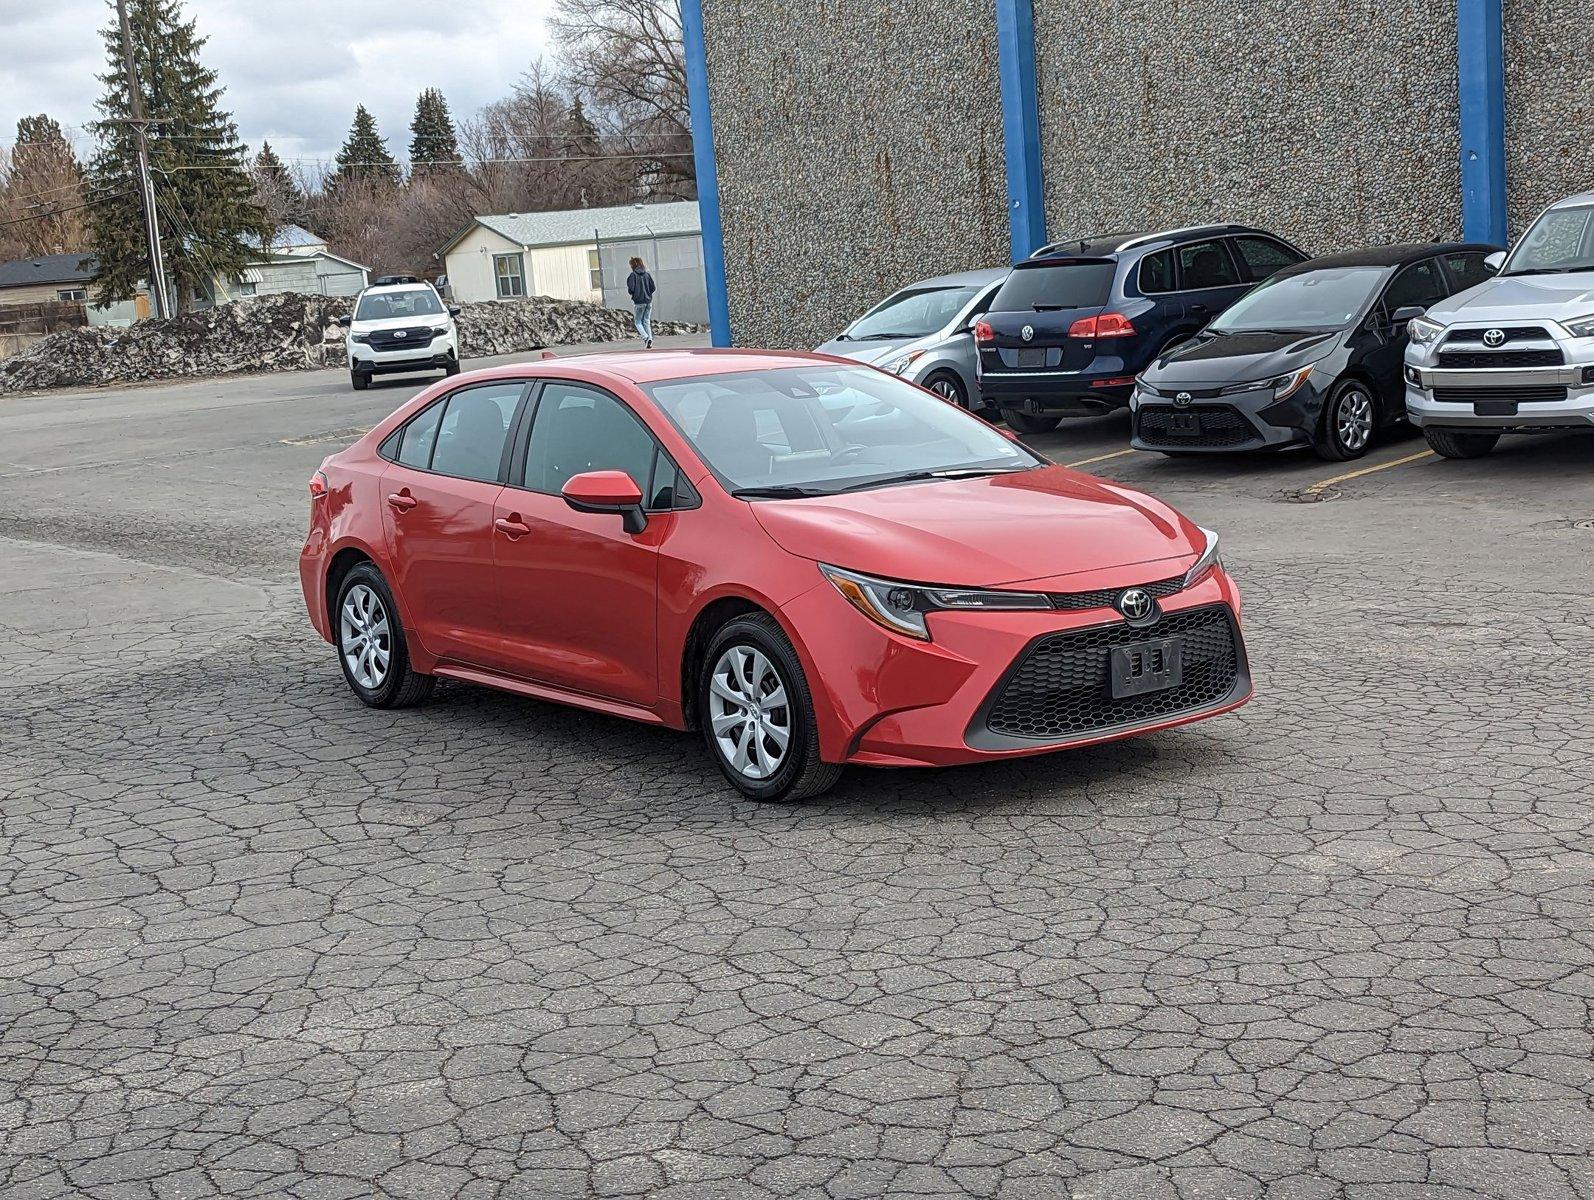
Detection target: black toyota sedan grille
<box><xmin>1135</xmin><ymin>405</ymin><xmax>1256</xmax><ymax>448</ymax></box>
<box><xmin>983</xmin><ymin>604</ymin><xmax>1242</xmax><ymax>741</ymax></box>
<box><xmin>1046</xmin><ymin>577</ymin><xmax>1184</xmax><ymax>611</ymax></box>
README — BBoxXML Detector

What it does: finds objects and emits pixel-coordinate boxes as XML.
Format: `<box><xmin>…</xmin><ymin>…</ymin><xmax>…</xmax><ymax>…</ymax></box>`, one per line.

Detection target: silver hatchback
<box><xmin>815</xmin><ymin>268</ymin><xmax>1007</xmax><ymax>412</ymax></box>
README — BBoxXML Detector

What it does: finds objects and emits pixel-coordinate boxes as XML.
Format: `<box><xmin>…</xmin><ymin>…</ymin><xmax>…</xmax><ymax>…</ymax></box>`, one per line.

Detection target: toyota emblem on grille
<box><xmin>1174</xmin><ymin>391</ymin><xmax>1194</xmax><ymax>408</ymax></box>
<box><xmin>1021</xmin><ymin>325</ymin><xmax>1034</xmax><ymax>342</ymax></box>
<box><xmin>1483</xmin><ymin>328</ymin><xmax>1506</xmax><ymax>347</ymax></box>
<box><xmin>394</xmin><ymin>331</ymin><xmax>408</xmax><ymax>339</ymax></box>
<box><xmin>1117</xmin><ymin>588</ymin><xmax>1154</xmax><ymax>621</ymax></box>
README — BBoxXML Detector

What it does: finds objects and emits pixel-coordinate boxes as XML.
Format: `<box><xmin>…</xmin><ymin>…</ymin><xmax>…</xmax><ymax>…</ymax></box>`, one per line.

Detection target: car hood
<box><xmin>351</xmin><ymin>315</ymin><xmax>451</xmax><ymax>333</ymax></box>
<box><xmin>749</xmin><ymin>465</ymin><xmax>1203</xmax><ymax>588</ymax></box>
<box><xmin>1143</xmin><ymin>330</ymin><xmax>1340</xmax><ymax>387</ymax></box>
<box><xmin>813</xmin><ymin>335</ymin><xmax>931</xmax><ymax>365</ymax></box>
<box><xmin>1428</xmin><ymin>273</ymin><xmax>1594</xmax><ymax>323</ymax></box>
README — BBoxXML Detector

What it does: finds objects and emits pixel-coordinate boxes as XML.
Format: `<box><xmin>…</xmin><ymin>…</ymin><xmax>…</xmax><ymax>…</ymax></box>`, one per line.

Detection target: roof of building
<box><xmin>271</xmin><ymin>224</ymin><xmax>326</xmax><ymax>249</ymax></box>
<box><xmin>439</xmin><ymin>200</ymin><xmax>701</xmax><ymax>256</ymax></box>
<box><xmin>0</xmin><ymin>251</ymin><xmax>95</xmax><ymax>289</ymax></box>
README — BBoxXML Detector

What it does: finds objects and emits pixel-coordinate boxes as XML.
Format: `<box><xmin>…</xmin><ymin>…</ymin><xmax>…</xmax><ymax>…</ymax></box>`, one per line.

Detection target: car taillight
<box><xmin>974</xmin><ymin>320</ymin><xmax>995</xmax><ymax>345</ymax></box>
<box><xmin>1067</xmin><ymin>312</ymin><xmax>1136</xmax><ymax>339</ymax></box>
<box><xmin>309</xmin><ymin>470</ymin><xmax>329</xmax><ymax>500</ymax></box>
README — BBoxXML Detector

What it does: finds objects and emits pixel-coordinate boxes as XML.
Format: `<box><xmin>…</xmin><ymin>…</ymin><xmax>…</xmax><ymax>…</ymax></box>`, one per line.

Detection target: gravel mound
<box><xmin>0</xmin><ymin>292</ymin><xmax>703</xmax><ymax>395</ymax></box>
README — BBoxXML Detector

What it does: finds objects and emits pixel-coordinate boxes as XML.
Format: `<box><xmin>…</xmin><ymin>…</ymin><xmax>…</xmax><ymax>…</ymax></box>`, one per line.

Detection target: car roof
<box><xmin>440</xmin><ymin>349</ymin><xmax>872</xmax><ymax>391</ymax></box>
<box><xmin>1275</xmin><ymin>242</ymin><xmax>1497</xmax><ymax>277</ymax></box>
<box><xmin>361</xmin><ymin>282</ymin><xmax>435</xmax><ymax>294</ymax></box>
<box><xmin>1029</xmin><ymin>225</ymin><xmax>1286</xmax><ymax>260</ymax></box>
<box><xmin>1548</xmin><ymin>190</ymin><xmax>1594</xmax><ymax>209</ymax></box>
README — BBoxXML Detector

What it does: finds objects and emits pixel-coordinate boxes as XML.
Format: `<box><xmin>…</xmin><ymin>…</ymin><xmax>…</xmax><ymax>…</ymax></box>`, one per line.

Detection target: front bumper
<box><xmin>1129</xmin><ymin>379</ymin><xmax>1328</xmax><ymax>452</ymax></box>
<box><xmin>1406</xmin><ymin>326</ymin><xmax>1594</xmax><ymax>431</ymax></box>
<box><xmin>780</xmin><ymin>567</ymin><xmax>1251</xmax><ymax>768</ymax></box>
<box><xmin>350</xmin><ymin>331</ymin><xmax>458</xmax><ymax>374</ymax></box>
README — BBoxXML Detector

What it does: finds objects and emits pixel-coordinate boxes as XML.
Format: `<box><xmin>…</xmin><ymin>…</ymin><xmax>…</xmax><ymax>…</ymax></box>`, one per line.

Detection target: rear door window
<box><xmin>989</xmin><ymin>261</ymin><xmax>1116</xmax><ymax>312</ymax></box>
<box><xmin>1232</xmin><ymin>236</ymin><xmax>1304</xmax><ymax>282</ymax></box>
<box><xmin>1139</xmin><ymin>249</ymin><xmax>1177</xmax><ymax>294</ymax></box>
<box><xmin>428</xmin><ymin>383</ymin><xmax>523</xmax><ymax>482</ymax></box>
<box><xmin>1178</xmin><ymin>240</ymin><xmax>1242</xmax><ymax>289</ymax></box>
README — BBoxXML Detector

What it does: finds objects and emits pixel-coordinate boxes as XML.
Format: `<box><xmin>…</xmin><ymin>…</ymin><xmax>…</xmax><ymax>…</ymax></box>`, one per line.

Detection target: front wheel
<box><xmin>922</xmin><ymin>370</ymin><xmax>968</xmax><ymax>409</ymax></box>
<box><xmin>1424</xmin><ymin>427</ymin><xmax>1500</xmax><ymax>459</ymax></box>
<box><xmin>1314</xmin><ymin>380</ymin><xmax>1376</xmax><ymax>461</ymax></box>
<box><xmin>1002</xmin><ymin>409</ymin><xmax>1061</xmax><ymax>435</ymax></box>
<box><xmin>443</xmin><ymin>355</ymin><xmax>461</xmax><ymax>377</ymax></box>
<box><xmin>351</xmin><ymin>368</ymin><xmax>371</xmax><ymax>391</ymax></box>
<box><xmin>335</xmin><ymin>564</ymin><xmax>433</xmax><ymax>708</ymax></box>
<box><xmin>700</xmin><ymin>614</ymin><xmax>842</xmax><ymax>802</ymax></box>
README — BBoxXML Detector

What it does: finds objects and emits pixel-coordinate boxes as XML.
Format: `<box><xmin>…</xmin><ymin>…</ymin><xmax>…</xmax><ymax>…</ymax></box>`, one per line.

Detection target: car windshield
<box><xmin>989</xmin><ymin>260</ymin><xmax>1116</xmax><ymax>312</ymax></box>
<box><xmin>644</xmin><ymin>365</ymin><xmax>1041</xmax><ymax>496</ymax></box>
<box><xmin>845</xmin><ymin>285</ymin><xmax>982</xmax><ymax>339</ymax></box>
<box><xmin>1503</xmin><ymin>204</ymin><xmax>1594</xmax><ymax>274</ymax></box>
<box><xmin>355</xmin><ymin>289</ymin><xmax>444</xmax><ymax>321</ymax></box>
<box><xmin>1209</xmin><ymin>267</ymin><xmax>1385</xmax><ymax>332</ymax></box>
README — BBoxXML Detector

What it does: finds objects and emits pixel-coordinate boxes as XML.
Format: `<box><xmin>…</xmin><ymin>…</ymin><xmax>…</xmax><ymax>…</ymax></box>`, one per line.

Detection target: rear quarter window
<box><xmin>1139</xmin><ymin>249</ymin><xmax>1177</xmax><ymax>294</ymax></box>
<box><xmin>990</xmin><ymin>261</ymin><xmax>1116</xmax><ymax>312</ymax></box>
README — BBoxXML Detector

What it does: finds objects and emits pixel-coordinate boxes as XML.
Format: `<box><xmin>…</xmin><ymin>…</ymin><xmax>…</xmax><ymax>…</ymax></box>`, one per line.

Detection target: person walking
<box><xmin>626</xmin><ymin>256</ymin><xmax>657</xmax><ymax>349</ymax></box>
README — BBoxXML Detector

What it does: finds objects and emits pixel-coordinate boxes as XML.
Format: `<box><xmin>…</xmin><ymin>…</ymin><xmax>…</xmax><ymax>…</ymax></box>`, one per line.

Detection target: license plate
<box><xmin>1474</xmin><ymin>401</ymin><xmax>1518</xmax><ymax>417</ymax></box>
<box><xmin>1016</xmin><ymin>348</ymin><xmax>1046</xmax><ymax>368</ymax></box>
<box><xmin>1110</xmin><ymin>637</ymin><xmax>1183</xmax><ymax>699</ymax></box>
<box><xmin>1166</xmin><ymin>412</ymin><xmax>1200</xmax><ymax>437</ymax></box>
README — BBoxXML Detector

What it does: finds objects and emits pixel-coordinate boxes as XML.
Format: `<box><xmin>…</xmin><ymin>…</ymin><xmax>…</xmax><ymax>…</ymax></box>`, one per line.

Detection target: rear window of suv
<box><xmin>990</xmin><ymin>260</ymin><xmax>1116</xmax><ymax>312</ymax></box>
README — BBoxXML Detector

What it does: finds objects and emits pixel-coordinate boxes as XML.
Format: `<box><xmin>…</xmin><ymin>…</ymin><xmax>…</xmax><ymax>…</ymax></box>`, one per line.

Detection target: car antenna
<box><xmin>538</xmin><ymin>349</ymin><xmax>558</xmax><ymax>360</ymax></box>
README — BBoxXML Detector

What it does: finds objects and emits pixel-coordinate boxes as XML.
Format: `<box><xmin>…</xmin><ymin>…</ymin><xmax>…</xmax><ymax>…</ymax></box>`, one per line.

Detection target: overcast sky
<box><xmin>0</xmin><ymin>0</ymin><xmax>558</xmax><ymax>165</ymax></box>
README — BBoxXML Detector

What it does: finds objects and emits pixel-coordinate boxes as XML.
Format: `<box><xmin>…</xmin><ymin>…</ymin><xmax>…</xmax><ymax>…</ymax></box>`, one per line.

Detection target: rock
<box><xmin>0</xmin><ymin>292</ymin><xmax>703</xmax><ymax>395</ymax></box>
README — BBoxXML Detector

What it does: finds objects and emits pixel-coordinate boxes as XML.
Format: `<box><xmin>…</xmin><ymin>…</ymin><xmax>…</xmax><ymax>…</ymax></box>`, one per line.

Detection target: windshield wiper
<box><xmin>835</xmin><ymin>467</ymin><xmax>1027</xmax><ymax>493</ymax></box>
<box><xmin>852</xmin><ymin>331</ymin><xmax>916</xmax><ymax>340</ymax></box>
<box><xmin>731</xmin><ymin>485</ymin><xmax>833</xmax><ymax>500</ymax></box>
<box><xmin>1502</xmin><ymin>266</ymin><xmax>1588</xmax><ymax>276</ymax></box>
<box><xmin>1030</xmin><ymin>303</ymin><xmax>1077</xmax><ymax>312</ymax></box>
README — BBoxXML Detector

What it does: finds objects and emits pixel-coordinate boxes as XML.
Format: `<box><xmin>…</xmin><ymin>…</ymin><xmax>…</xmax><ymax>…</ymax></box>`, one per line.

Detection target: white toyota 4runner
<box><xmin>1405</xmin><ymin>190</ymin><xmax>1594</xmax><ymax>458</ymax></box>
<box><xmin>339</xmin><ymin>277</ymin><xmax>461</xmax><ymax>391</ymax></box>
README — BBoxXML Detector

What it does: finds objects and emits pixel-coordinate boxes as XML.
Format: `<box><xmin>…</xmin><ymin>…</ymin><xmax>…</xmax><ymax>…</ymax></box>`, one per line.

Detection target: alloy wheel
<box><xmin>708</xmin><ymin>645</ymin><xmax>791</xmax><ymax>780</ymax></box>
<box><xmin>340</xmin><ymin>583</ymin><xmax>391</xmax><ymax>689</ymax></box>
<box><xmin>929</xmin><ymin>378</ymin><xmax>961</xmax><ymax>404</ymax></box>
<box><xmin>1336</xmin><ymin>388</ymin><xmax>1374</xmax><ymax>452</ymax></box>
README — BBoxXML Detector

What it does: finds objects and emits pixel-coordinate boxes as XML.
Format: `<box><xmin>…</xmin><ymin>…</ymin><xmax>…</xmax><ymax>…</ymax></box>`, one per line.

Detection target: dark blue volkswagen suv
<box><xmin>976</xmin><ymin>225</ymin><xmax>1308</xmax><ymax>433</ymax></box>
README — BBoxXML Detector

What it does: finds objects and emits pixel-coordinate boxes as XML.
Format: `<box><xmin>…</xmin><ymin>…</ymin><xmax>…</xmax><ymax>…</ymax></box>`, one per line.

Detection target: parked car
<box><xmin>339</xmin><ymin>279</ymin><xmax>461</xmax><ymax>391</ymax></box>
<box><xmin>1132</xmin><ymin>242</ymin><xmax>1499</xmax><ymax>460</ymax></box>
<box><xmin>814</xmin><ymin>268</ymin><xmax>1006</xmax><ymax>412</ymax></box>
<box><xmin>976</xmin><ymin>225</ymin><xmax>1308</xmax><ymax>433</ymax></box>
<box><xmin>300</xmin><ymin>351</ymin><xmax>1252</xmax><ymax>802</ymax></box>
<box><xmin>1406</xmin><ymin>190</ymin><xmax>1594</xmax><ymax>458</ymax></box>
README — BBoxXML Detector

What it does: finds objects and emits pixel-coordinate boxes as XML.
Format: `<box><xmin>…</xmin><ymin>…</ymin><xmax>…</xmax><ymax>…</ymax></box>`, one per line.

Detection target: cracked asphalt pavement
<box><xmin>2</xmin><ymin>353</ymin><xmax>1593</xmax><ymax>1199</ymax></box>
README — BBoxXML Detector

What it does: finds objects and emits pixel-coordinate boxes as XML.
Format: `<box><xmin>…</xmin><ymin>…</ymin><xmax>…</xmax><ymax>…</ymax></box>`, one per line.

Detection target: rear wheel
<box><xmin>1314</xmin><ymin>380</ymin><xmax>1376</xmax><ymax>461</ymax></box>
<box><xmin>1002</xmin><ymin>409</ymin><xmax>1061</xmax><ymax>435</ymax></box>
<box><xmin>1424</xmin><ymin>427</ymin><xmax>1500</xmax><ymax>459</ymax></box>
<box><xmin>335</xmin><ymin>564</ymin><xmax>433</xmax><ymax>708</ymax></box>
<box><xmin>351</xmin><ymin>368</ymin><xmax>371</xmax><ymax>391</ymax></box>
<box><xmin>699</xmin><ymin>614</ymin><xmax>841</xmax><ymax>803</ymax></box>
<box><xmin>922</xmin><ymin>370</ymin><xmax>967</xmax><ymax>409</ymax></box>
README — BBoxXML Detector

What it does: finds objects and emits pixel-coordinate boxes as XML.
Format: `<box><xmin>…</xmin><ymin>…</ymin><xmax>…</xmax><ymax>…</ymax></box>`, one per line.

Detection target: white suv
<box><xmin>340</xmin><ymin>278</ymin><xmax>461</xmax><ymax>391</ymax></box>
<box><xmin>1405</xmin><ymin>190</ymin><xmax>1594</xmax><ymax>458</ymax></box>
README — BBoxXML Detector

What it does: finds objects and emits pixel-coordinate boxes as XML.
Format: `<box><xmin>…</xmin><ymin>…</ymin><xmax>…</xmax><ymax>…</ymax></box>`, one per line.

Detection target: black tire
<box><xmin>351</xmin><ymin>368</ymin><xmax>371</xmax><ymax>391</ymax></box>
<box><xmin>334</xmin><ymin>563</ymin><xmax>433</xmax><ymax>709</ymax></box>
<box><xmin>1002</xmin><ymin>409</ymin><xmax>1061</xmax><ymax>435</ymax></box>
<box><xmin>699</xmin><ymin>613</ymin><xmax>842</xmax><ymax>803</ymax></box>
<box><xmin>1313</xmin><ymin>379</ymin><xmax>1377</xmax><ymax>462</ymax></box>
<box><xmin>443</xmin><ymin>355</ymin><xmax>461</xmax><ymax>377</ymax></box>
<box><xmin>1424</xmin><ymin>427</ymin><xmax>1500</xmax><ymax>459</ymax></box>
<box><xmin>922</xmin><ymin>370</ymin><xmax>968</xmax><ymax>409</ymax></box>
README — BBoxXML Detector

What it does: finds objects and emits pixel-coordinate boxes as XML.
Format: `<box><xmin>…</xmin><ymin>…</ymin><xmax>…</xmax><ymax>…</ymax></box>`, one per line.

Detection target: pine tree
<box><xmin>253</xmin><ymin>141</ymin><xmax>294</xmax><ymax>194</ymax></box>
<box><xmin>328</xmin><ymin>105</ymin><xmax>400</xmax><ymax>192</ymax></box>
<box><xmin>407</xmin><ymin>89</ymin><xmax>460</xmax><ymax>178</ymax></box>
<box><xmin>4</xmin><ymin>115</ymin><xmax>87</xmax><ymax>256</ymax></box>
<box><xmin>85</xmin><ymin>0</ymin><xmax>269</xmax><ymax>312</ymax></box>
<box><xmin>250</xmin><ymin>141</ymin><xmax>303</xmax><ymax>236</ymax></box>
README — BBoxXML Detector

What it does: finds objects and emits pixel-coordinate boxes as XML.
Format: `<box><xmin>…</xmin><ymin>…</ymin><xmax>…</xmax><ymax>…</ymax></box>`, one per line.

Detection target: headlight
<box><xmin>1266</xmin><ymin>365</ymin><xmax>1315</xmax><ymax>399</ymax></box>
<box><xmin>819</xmin><ymin>564</ymin><xmax>1051</xmax><ymax>642</ymax></box>
<box><xmin>885</xmin><ymin>350</ymin><xmax>927</xmax><ymax>376</ymax></box>
<box><xmin>1183</xmin><ymin>528</ymin><xmax>1222</xmax><ymax>589</ymax></box>
<box><xmin>1563</xmin><ymin>312</ymin><xmax>1594</xmax><ymax>339</ymax></box>
<box><xmin>1408</xmin><ymin>316</ymin><xmax>1445</xmax><ymax>345</ymax></box>
<box><xmin>350</xmin><ymin>333</ymin><xmax>371</xmax><ymax>344</ymax></box>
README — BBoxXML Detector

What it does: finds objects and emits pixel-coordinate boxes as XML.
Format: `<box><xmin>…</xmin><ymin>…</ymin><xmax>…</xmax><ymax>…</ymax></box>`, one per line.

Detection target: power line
<box><xmin>0</xmin><ymin>194</ymin><xmax>125</xmax><ymax>229</ymax></box>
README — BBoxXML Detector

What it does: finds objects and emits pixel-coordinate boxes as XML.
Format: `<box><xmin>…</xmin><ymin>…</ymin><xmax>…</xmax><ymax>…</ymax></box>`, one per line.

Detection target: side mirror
<box><xmin>562</xmin><ymin>470</ymin><xmax>647</xmax><ymax>534</ymax></box>
<box><xmin>336</xmin><ymin>315</ymin><xmax>352</xmax><ymax>327</ymax></box>
<box><xmin>1390</xmin><ymin>305</ymin><xmax>1426</xmax><ymax>325</ymax></box>
<box><xmin>1484</xmin><ymin>250</ymin><xmax>1506</xmax><ymax>271</ymax></box>
<box><xmin>447</xmin><ymin>306</ymin><xmax>461</xmax><ymax>316</ymax></box>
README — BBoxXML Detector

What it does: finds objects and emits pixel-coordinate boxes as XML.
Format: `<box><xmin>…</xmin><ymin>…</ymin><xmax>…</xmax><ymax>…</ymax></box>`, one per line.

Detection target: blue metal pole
<box><xmin>680</xmin><ymin>0</ymin><xmax>732</xmax><ymax>346</ymax></box>
<box><xmin>995</xmin><ymin>0</ymin><xmax>1046</xmax><ymax>261</ymax></box>
<box><xmin>1457</xmin><ymin>0</ymin><xmax>1508</xmax><ymax>245</ymax></box>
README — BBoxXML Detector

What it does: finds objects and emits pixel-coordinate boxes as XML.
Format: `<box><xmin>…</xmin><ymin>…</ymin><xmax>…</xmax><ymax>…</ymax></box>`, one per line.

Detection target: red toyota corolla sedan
<box><xmin>301</xmin><ymin>350</ymin><xmax>1251</xmax><ymax>801</ymax></box>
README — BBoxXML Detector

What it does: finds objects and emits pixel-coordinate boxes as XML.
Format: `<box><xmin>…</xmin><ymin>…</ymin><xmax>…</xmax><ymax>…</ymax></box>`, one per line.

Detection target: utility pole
<box><xmin>114</xmin><ymin>0</ymin><xmax>171</xmax><ymax>319</ymax></box>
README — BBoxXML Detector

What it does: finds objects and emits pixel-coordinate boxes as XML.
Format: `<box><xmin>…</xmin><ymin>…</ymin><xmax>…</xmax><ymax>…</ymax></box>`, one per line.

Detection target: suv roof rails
<box><xmin>1114</xmin><ymin>224</ymin><xmax>1255</xmax><ymax>252</ymax></box>
<box><xmin>373</xmin><ymin>274</ymin><xmax>421</xmax><ymax>286</ymax></box>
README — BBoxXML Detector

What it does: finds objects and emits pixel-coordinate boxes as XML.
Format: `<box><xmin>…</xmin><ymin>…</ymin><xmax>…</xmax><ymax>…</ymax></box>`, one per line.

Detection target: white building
<box><xmin>438</xmin><ymin>202</ymin><xmax>704</xmax><ymax>320</ymax></box>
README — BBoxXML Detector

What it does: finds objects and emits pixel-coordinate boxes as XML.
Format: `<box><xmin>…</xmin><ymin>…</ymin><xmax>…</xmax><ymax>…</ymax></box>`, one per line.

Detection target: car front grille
<box><xmin>1443</xmin><ymin>327</ymin><xmax>1553</xmax><ymax>344</ymax></box>
<box><xmin>1432</xmin><ymin>385</ymin><xmax>1570</xmax><ymax>404</ymax></box>
<box><xmin>1047</xmin><ymin>577</ymin><xmax>1184</xmax><ymax>611</ymax></box>
<box><xmin>1437</xmin><ymin>349</ymin><xmax>1565</xmax><ymax>368</ymax></box>
<box><xmin>368</xmin><ymin>326</ymin><xmax>438</xmax><ymax>351</ymax></box>
<box><xmin>984</xmin><ymin>604</ymin><xmax>1241</xmax><ymax>741</ymax></box>
<box><xmin>1135</xmin><ymin>404</ymin><xmax>1256</xmax><ymax>448</ymax></box>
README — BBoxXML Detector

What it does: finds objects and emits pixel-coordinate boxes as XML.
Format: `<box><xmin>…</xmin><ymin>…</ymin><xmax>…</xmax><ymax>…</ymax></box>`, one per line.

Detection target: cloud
<box><xmin>0</xmin><ymin>0</ymin><xmax>557</xmax><ymax>163</ymax></box>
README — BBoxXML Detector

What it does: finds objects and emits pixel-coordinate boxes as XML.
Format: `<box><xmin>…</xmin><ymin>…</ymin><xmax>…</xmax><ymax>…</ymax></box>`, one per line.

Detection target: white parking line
<box><xmin>1303</xmin><ymin>450</ymin><xmax>1436</xmax><ymax>497</ymax></box>
<box><xmin>1064</xmin><ymin>448</ymin><xmax>1138</xmax><ymax>469</ymax></box>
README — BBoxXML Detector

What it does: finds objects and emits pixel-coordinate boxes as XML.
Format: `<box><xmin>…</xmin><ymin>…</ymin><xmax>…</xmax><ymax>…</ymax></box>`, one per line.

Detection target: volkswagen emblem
<box><xmin>1021</xmin><ymin>325</ymin><xmax>1035</xmax><ymax>342</ymax></box>
<box><xmin>1482</xmin><ymin>328</ymin><xmax>1506</xmax><ymax>348</ymax></box>
<box><xmin>1117</xmin><ymin>588</ymin><xmax>1154</xmax><ymax>621</ymax></box>
<box><xmin>394</xmin><ymin>330</ymin><xmax>408</xmax><ymax>339</ymax></box>
<box><xmin>1173</xmin><ymin>391</ymin><xmax>1194</xmax><ymax>408</ymax></box>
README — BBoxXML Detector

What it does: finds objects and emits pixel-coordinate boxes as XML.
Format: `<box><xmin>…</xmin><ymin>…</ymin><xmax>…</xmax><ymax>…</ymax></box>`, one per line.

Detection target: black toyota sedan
<box><xmin>1130</xmin><ymin>243</ymin><xmax>1499</xmax><ymax>460</ymax></box>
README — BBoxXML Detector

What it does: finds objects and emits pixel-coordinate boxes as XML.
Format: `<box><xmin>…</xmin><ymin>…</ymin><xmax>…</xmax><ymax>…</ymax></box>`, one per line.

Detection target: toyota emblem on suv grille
<box><xmin>1117</xmin><ymin>588</ymin><xmax>1154</xmax><ymax>621</ymax></box>
<box><xmin>1021</xmin><ymin>325</ymin><xmax>1034</xmax><ymax>342</ymax></box>
<box><xmin>1483</xmin><ymin>328</ymin><xmax>1506</xmax><ymax>347</ymax></box>
<box><xmin>1174</xmin><ymin>392</ymin><xmax>1193</xmax><ymax>408</ymax></box>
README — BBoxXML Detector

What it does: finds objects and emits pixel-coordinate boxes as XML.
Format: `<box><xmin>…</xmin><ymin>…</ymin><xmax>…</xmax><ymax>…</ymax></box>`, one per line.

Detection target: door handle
<box><xmin>1188</xmin><ymin>303</ymin><xmax>1209</xmax><ymax>314</ymax></box>
<box><xmin>494</xmin><ymin>516</ymin><xmax>531</xmax><ymax>539</ymax></box>
<box><xmin>387</xmin><ymin>490</ymin><xmax>418</xmax><ymax>511</ymax></box>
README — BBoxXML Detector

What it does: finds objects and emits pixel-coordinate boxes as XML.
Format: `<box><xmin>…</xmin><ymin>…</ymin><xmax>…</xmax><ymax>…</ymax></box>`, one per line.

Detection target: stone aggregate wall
<box><xmin>702</xmin><ymin>0</ymin><xmax>1008</xmax><ymax>349</ymax></box>
<box><xmin>1504</xmin><ymin>0</ymin><xmax>1594</xmax><ymax>234</ymax></box>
